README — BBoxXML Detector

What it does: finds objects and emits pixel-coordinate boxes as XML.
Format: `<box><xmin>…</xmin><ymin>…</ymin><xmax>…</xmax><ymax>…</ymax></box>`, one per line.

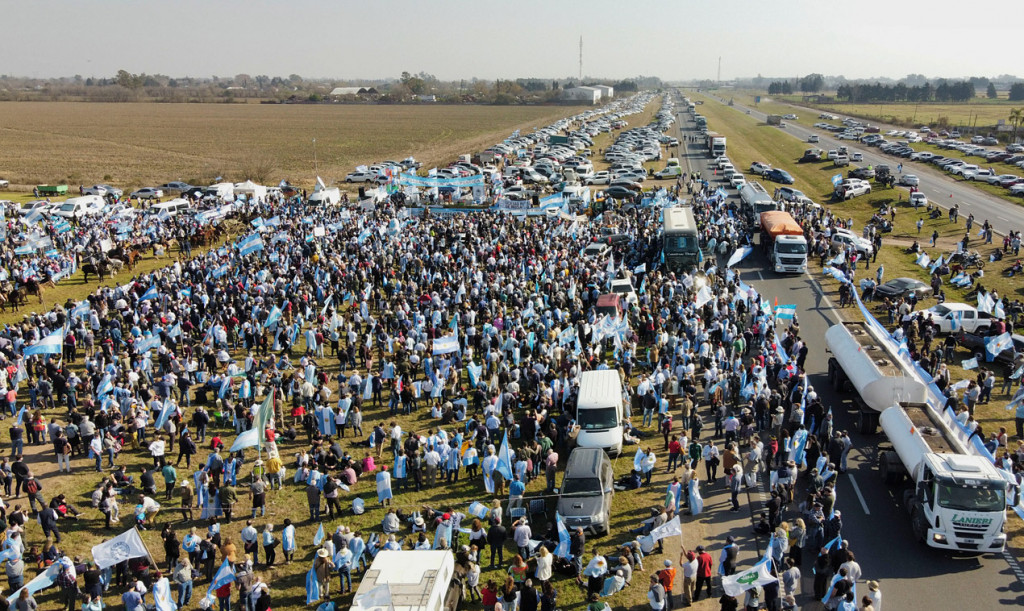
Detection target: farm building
<box><xmin>329</xmin><ymin>87</ymin><xmax>379</xmax><ymax>98</ymax></box>
<box><xmin>562</xmin><ymin>86</ymin><xmax>601</xmax><ymax>104</ymax></box>
<box><xmin>593</xmin><ymin>85</ymin><xmax>614</xmax><ymax>98</ymax></box>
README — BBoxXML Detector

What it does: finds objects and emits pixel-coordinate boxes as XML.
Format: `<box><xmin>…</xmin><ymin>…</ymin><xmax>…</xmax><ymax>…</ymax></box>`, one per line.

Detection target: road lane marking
<box><xmin>810</xmin><ymin>278</ymin><xmax>837</xmax><ymax>311</ymax></box>
<box><xmin>848</xmin><ymin>474</ymin><xmax>871</xmax><ymax>515</ymax></box>
<box><xmin>756</xmin><ymin>271</ymin><xmax>764</xmax><ymax>281</ymax></box>
<box><xmin>1002</xmin><ymin>550</ymin><xmax>1024</xmax><ymax>585</ymax></box>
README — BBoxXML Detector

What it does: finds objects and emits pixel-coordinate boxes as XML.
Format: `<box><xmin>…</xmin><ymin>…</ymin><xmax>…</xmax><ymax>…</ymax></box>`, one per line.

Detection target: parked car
<box><xmin>83</xmin><ymin>184</ymin><xmax>123</xmax><ymax>198</ymax></box>
<box><xmin>807</xmin><ymin>135</ymin><xmax>819</xmax><ymax>143</ymax></box>
<box><xmin>777</xmin><ymin>187</ymin><xmax>807</xmax><ymax>202</ymax></box>
<box><xmin>850</xmin><ymin>152</ymin><xmax>863</xmax><ymax>162</ymax></box>
<box><xmin>955</xmin><ymin>330</ymin><xmax>1024</xmax><ymax>366</ymax></box>
<box><xmin>848</xmin><ymin>167</ymin><xmax>876</xmax><ymax>180</ymax></box>
<box><xmin>763</xmin><ymin>168</ymin><xmax>795</xmax><ymax>184</ymax></box>
<box><xmin>53</xmin><ymin>195</ymin><xmax>106</xmax><ymax>220</ymax></box>
<box><xmin>909</xmin><ymin>192</ymin><xmax>928</xmax><ymax>207</ymax></box>
<box><xmin>159</xmin><ymin>181</ymin><xmax>192</xmax><ymax>193</ymax></box>
<box><xmin>898</xmin><ymin>174</ymin><xmax>920</xmax><ymax>187</ymax></box>
<box><xmin>557</xmin><ymin>449</ymin><xmax>614</xmax><ymax>535</ymax></box>
<box><xmin>914</xmin><ymin>303</ymin><xmax>994</xmax><ymax>334</ymax></box>
<box><xmin>129</xmin><ymin>187</ymin><xmax>164</xmax><ymax>200</ymax></box>
<box><xmin>586</xmin><ymin>171</ymin><xmax>611</xmax><ymax>185</ymax></box>
<box><xmin>603</xmin><ymin>185</ymin><xmax>637</xmax><ymax>199</ymax></box>
<box><xmin>963</xmin><ymin>168</ymin><xmax>996</xmax><ymax>181</ymax></box>
<box><xmin>344</xmin><ymin>171</ymin><xmax>380</xmax><ymax>183</ymax></box>
<box><xmin>750</xmin><ymin>161</ymin><xmax>771</xmax><ymax>174</ymax></box>
<box><xmin>830</xmin><ymin>228</ymin><xmax>873</xmax><ymax>256</ymax></box>
<box><xmin>874</xmin><ymin>277</ymin><xmax>932</xmax><ymax>300</ymax></box>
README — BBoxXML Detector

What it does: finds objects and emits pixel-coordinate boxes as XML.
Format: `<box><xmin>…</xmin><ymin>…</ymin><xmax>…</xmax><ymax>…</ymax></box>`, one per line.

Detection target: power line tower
<box><xmin>579</xmin><ymin>36</ymin><xmax>583</xmax><ymax>81</ymax></box>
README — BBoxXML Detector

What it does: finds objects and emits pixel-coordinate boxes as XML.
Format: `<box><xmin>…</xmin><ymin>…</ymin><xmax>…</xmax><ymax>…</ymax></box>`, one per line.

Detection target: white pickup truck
<box><xmin>911</xmin><ymin>302</ymin><xmax>994</xmax><ymax>334</ymax></box>
<box><xmin>835</xmin><ymin>178</ymin><xmax>871</xmax><ymax>200</ymax></box>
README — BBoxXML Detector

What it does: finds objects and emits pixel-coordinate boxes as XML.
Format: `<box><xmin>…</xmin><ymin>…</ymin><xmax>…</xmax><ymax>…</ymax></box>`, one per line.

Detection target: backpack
<box><xmin>25</xmin><ymin>479</ymin><xmax>39</xmax><ymax>495</ymax></box>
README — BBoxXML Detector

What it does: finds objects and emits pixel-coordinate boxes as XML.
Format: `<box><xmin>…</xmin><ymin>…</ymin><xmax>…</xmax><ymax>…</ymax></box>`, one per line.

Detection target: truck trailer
<box><xmin>825</xmin><ymin>320</ymin><xmax>1011</xmax><ymax>552</ymax></box>
<box><xmin>705</xmin><ymin>132</ymin><xmax>726</xmax><ymax>157</ymax></box>
<box><xmin>759</xmin><ymin>210</ymin><xmax>808</xmax><ymax>273</ymax></box>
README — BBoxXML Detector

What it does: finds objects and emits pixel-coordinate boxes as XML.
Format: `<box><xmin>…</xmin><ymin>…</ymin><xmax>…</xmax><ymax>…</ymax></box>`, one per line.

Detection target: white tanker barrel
<box><xmin>879</xmin><ymin>406</ymin><xmax>931</xmax><ymax>477</ymax></box>
<box><xmin>825</xmin><ymin>323</ymin><xmax>928</xmax><ymax>412</ymax></box>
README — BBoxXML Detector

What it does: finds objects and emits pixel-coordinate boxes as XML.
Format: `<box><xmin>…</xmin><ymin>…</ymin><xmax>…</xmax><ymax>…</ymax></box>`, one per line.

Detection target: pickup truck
<box><xmin>913</xmin><ymin>303</ymin><xmax>993</xmax><ymax>334</ymax></box>
<box><xmin>955</xmin><ymin>329</ymin><xmax>1024</xmax><ymax>365</ymax></box>
<box><xmin>0</xmin><ymin>179</ymin><xmax>9</xmax><ymax>190</ymax></box>
<box><xmin>835</xmin><ymin>179</ymin><xmax>871</xmax><ymax>200</ymax></box>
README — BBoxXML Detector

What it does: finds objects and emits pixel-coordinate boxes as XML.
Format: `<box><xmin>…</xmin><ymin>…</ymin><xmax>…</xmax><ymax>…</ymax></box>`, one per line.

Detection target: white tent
<box><xmin>233</xmin><ymin>180</ymin><xmax>267</xmax><ymax>200</ymax></box>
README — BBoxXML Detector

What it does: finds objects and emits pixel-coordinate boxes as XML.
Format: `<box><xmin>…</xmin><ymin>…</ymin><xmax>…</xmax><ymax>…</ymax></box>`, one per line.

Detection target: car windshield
<box><xmin>777</xmin><ymin>242</ymin><xmax>807</xmax><ymax>255</ymax></box>
<box><xmin>562</xmin><ymin>477</ymin><xmax>603</xmax><ymax>495</ymax></box>
<box><xmin>937</xmin><ymin>483</ymin><xmax>1005</xmax><ymax>513</ymax></box>
<box><xmin>611</xmin><ymin>284</ymin><xmax>633</xmax><ymax>295</ymax></box>
<box><xmin>59</xmin><ymin>204</ymin><xmax>75</xmax><ymax>211</ymax></box>
<box><xmin>929</xmin><ymin>305</ymin><xmax>951</xmax><ymax>316</ymax></box>
<box><xmin>578</xmin><ymin>407</ymin><xmax>618</xmax><ymax>430</ymax></box>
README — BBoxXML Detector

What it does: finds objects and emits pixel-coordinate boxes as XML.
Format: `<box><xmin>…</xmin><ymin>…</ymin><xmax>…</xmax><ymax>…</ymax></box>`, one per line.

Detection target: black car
<box><xmin>603</xmin><ymin>185</ymin><xmax>637</xmax><ymax>200</ymax></box>
<box><xmin>874</xmin><ymin>277</ymin><xmax>932</xmax><ymax>300</ymax></box>
<box><xmin>955</xmin><ymin>330</ymin><xmax>1024</xmax><ymax>366</ymax></box>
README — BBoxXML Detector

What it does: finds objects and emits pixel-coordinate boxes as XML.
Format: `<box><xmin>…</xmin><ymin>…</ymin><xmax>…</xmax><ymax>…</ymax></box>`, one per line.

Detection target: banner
<box><xmin>398</xmin><ymin>173</ymin><xmax>485</xmax><ymax>188</ymax></box>
<box><xmin>649</xmin><ymin>515</ymin><xmax>682</xmax><ymax>542</ymax></box>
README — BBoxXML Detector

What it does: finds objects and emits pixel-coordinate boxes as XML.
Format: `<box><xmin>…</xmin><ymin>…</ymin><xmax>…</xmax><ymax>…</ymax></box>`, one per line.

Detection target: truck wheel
<box><xmin>903</xmin><ymin>490</ymin><xmax>917</xmax><ymax>514</ymax></box>
<box><xmin>832</xmin><ymin>369</ymin><xmax>843</xmax><ymax>392</ymax></box>
<box><xmin>910</xmin><ymin>507</ymin><xmax>927</xmax><ymax>544</ymax></box>
<box><xmin>858</xmin><ymin>411</ymin><xmax>877</xmax><ymax>435</ymax></box>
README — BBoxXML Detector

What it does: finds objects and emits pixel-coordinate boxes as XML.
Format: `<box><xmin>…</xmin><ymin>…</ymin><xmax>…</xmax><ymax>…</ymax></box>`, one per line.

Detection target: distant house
<box><xmin>329</xmin><ymin>87</ymin><xmax>379</xmax><ymax>97</ymax></box>
<box><xmin>563</xmin><ymin>86</ymin><xmax>601</xmax><ymax>104</ymax></box>
<box><xmin>594</xmin><ymin>85</ymin><xmax>614</xmax><ymax>98</ymax></box>
<box><xmin>417</xmin><ymin>94</ymin><xmax>437</xmax><ymax>102</ymax></box>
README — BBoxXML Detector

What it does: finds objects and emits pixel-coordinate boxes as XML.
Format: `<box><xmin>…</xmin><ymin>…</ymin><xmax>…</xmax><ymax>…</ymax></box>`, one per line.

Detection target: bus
<box><xmin>662</xmin><ymin>206</ymin><xmax>700</xmax><ymax>273</ymax></box>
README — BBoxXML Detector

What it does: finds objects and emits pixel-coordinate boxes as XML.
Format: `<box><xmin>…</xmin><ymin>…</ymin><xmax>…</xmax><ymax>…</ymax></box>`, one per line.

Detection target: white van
<box><xmin>575</xmin><ymin>370</ymin><xmax>624</xmax><ymax>456</ymax></box>
<box><xmin>147</xmin><ymin>198</ymin><xmax>191</xmax><ymax>218</ymax></box>
<box><xmin>353</xmin><ymin>550</ymin><xmax>460</xmax><ymax>611</ymax></box>
<box><xmin>52</xmin><ymin>195</ymin><xmax>105</xmax><ymax>220</ymax></box>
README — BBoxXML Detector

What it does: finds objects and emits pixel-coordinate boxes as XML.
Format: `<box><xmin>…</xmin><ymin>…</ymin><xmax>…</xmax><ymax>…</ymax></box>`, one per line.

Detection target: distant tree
<box><xmin>1010</xmin><ymin>107</ymin><xmax>1023</xmax><ymax>142</ymax></box>
<box><xmin>1009</xmin><ymin>83</ymin><xmax>1024</xmax><ymax>101</ymax></box>
<box><xmin>800</xmin><ymin>73</ymin><xmax>824</xmax><ymax>92</ymax></box>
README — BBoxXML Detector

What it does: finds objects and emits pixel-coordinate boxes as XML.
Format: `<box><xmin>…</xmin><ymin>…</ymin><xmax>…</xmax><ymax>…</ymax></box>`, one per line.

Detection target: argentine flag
<box><xmin>140</xmin><ymin>285</ymin><xmax>159</xmax><ymax>301</ymax></box>
<box><xmin>22</xmin><ymin>329</ymin><xmax>64</xmax><ymax>356</ymax></box>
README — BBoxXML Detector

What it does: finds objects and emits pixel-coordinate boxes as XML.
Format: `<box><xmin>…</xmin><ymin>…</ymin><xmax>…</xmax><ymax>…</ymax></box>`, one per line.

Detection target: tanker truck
<box><xmin>826</xmin><ymin>321</ymin><xmax>1010</xmax><ymax>552</ymax></box>
<box><xmin>759</xmin><ymin>211</ymin><xmax>808</xmax><ymax>274</ymax></box>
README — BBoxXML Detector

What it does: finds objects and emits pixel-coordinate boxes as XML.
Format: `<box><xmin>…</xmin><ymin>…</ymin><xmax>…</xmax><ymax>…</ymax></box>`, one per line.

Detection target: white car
<box><xmin>130</xmin><ymin>187</ymin><xmax>164</xmax><ymax>200</ymax></box>
<box><xmin>986</xmin><ymin>174</ymin><xmax>1019</xmax><ymax>186</ymax></box>
<box><xmin>899</xmin><ymin>174</ymin><xmax>920</xmax><ymax>187</ymax></box>
<box><xmin>850</xmin><ymin>152</ymin><xmax>863</xmax><ymax>162</ymax></box>
<box><xmin>750</xmin><ymin>161</ymin><xmax>771</xmax><ymax>174</ymax></box>
<box><xmin>807</xmin><ymin>135</ymin><xmax>820</xmax><ymax>143</ymax></box>
<box><xmin>52</xmin><ymin>195</ymin><xmax>106</xmax><ymax>219</ymax></box>
<box><xmin>728</xmin><ymin>173</ymin><xmax>746</xmax><ymax>188</ymax></box>
<box><xmin>83</xmin><ymin>184</ymin><xmax>123</xmax><ymax>198</ymax></box>
<box><xmin>344</xmin><ymin>171</ymin><xmax>381</xmax><ymax>183</ymax></box>
<box><xmin>585</xmin><ymin>171</ymin><xmax>611</xmax><ymax>185</ymax></box>
<box><xmin>950</xmin><ymin>164</ymin><xmax>979</xmax><ymax>177</ymax></box>
<box><xmin>610</xmin><ymin>277</ymin><xmax>638</xmax><ymax>308</ymax></box>
<box><xmin>830</xmin><ymin>228</ymin><xmax>873</xmax><ymax>256</ymax></box>
<box><xmin>963</xmin><ymin>168</ymin><xmax>995</xmax><ymax>181</ymax></box>
<box><xmin>17</xmin><ymin>200</ymin><xmax>52</xmax><ymax>216</ymax></box>
<box><xmin>909</xmin><ymin>192</ymin><xmax>927</xmax><ymax>207</ymax></box>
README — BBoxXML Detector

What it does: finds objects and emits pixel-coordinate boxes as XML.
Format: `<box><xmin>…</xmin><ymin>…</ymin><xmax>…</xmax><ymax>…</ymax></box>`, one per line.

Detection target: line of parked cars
<box><xmin>811</xmin><ymin>116</ymin><xmax>1024</xmax><ymax>197</ymax></box>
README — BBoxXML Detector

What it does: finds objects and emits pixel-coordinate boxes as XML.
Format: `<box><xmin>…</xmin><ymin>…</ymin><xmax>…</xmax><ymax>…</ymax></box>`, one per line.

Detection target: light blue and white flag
<box><xmin>140</xmin><ymin>285</ymin><xmax>159</xmax><ymax>301</ymax></box>
<box><xmin>22</xmin><ymin>329</ymin><xmax>64</xmax><ymax>356</ymax></box>
<box><xmin>986</xmin><ymin>332</ymin><xmax>1012</xmax><ymax>362</ymax></box>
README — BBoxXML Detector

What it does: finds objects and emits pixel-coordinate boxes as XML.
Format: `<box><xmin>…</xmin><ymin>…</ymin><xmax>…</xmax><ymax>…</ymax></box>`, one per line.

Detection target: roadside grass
<box><xmin>692</xmin><ymin>91</ymin><xmax>1024</xmax><ymax>553</ymax></box>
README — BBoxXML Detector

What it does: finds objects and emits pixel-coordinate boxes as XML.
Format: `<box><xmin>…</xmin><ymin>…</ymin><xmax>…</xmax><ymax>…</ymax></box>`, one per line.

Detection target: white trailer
<box><xmin>352</xmin><ymin>550</ymin><xmax>461</xmax><ymax>611</ymax></box>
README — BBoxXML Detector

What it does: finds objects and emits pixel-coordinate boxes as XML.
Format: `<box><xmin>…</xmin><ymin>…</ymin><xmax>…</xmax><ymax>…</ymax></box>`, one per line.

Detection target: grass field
<box><xmin>811</xmin><ymin>102</ymin><xmax>1022</xmax><ymax>130</ymax></box>
<box><xmin>0</xmin><ymin>103</ymin><xmax>586</xmax><ymax>191</ymax></box>
<box><xmin>691</xmin><ymin>91</ymin><xmax>1024</xmax><ymax>550</ymax></box>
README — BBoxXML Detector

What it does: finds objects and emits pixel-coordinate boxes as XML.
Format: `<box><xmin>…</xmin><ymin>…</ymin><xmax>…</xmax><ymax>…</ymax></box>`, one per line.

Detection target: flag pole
<box><xmin>134</xmin><ymin>524</ymin><xmax>162</xmax><ymax>571</ymax></box>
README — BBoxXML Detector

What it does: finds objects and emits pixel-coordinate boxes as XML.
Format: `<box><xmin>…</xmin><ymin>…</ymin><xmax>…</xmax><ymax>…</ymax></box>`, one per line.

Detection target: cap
<box><xmin>664</xmin><ymin>559</ymin><xmax>672</xmax><ymax>567</ymax></box>
<box><xmin>443</xmin><ymin>513</ymin><xmax>451</xmax><ymax>520</ymax></box>
<box><xmin>833</xmin><ymin>510</ymin><xmax>842</xmax><ymax>517</ymax></box>
<box><xmin>696</xmin><ymin>545</ymin><xmax>705</xmax><ymax>551</ymax></box>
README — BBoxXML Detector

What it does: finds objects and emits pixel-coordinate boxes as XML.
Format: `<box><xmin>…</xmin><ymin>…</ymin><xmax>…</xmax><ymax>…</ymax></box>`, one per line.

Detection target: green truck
<box><xmin>36</xmin><ymin>185</ymin><xmax>68</xmax><ymax>196</ymax></box>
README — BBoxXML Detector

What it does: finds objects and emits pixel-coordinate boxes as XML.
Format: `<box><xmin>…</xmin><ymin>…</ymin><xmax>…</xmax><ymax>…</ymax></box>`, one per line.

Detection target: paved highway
<box><xmin>700</xmin><ymin>94</ymin><xmax>1024</xmax><ymax>236</ymax></box>
<box><xmin>668</xmin><ymin>100</ymin><xmax>1024</xmax><ymax>609</ymax></box>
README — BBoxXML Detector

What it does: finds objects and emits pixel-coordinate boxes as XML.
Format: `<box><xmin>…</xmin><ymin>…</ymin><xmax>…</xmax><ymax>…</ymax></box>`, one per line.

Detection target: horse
<box><xmin>81</xmin><ymin>262</ymin><xmax>112</xmax><ymax>283</ymax></box>
<box><xmin>6</xmin><ymin>287</ymin><xmax>26</xmax><ymax>311</ymax></box>
<box><xmin>23</xmin><ymin>278</ymin><xmax>44</xmax><ymax>304</ymax></box>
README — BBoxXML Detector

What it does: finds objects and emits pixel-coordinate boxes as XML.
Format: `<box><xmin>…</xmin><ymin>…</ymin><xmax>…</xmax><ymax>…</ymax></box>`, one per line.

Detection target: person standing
<box><xmin>648</xmin><ymin>574</ymin><xmax>667</xmax><ymax>610</ymax></box>
<box><xmin>262</xmin><ymin>524</ymin><xmax>277</xmax><ymax>568</ymax></box>
<box><xmin>486</xmin><ymin>519</ymin><xmax>507</xmax><ymax>569</ymax></box>
<box><xmin>693</xmin><ymin>545</ymin><xmax>713</xmax><ymax>602</ymax></box>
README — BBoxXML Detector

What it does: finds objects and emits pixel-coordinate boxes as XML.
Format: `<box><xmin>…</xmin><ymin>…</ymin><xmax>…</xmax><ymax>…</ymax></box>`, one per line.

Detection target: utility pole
<box><xmin>717</xmin><ymin>57</ymin><xmax>721</xmax><ymax>84</ymax></box>
<box><xmin>312</xmin><ymin>138</ymin><xmax>318</xmax><ymax>176</ymax></box>
<box><xmin>579</xmin><ymin>36</ymin><xmax>583</xmax><ymax>81</ymax></box>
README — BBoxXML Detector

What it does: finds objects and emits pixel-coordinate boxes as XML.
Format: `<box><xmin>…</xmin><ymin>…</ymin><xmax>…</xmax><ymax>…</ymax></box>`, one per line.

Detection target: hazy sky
<box><xmin>3</xmin><ymin>0</ymin><xmax>1020</xmax><ymax>81</ymax></box>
